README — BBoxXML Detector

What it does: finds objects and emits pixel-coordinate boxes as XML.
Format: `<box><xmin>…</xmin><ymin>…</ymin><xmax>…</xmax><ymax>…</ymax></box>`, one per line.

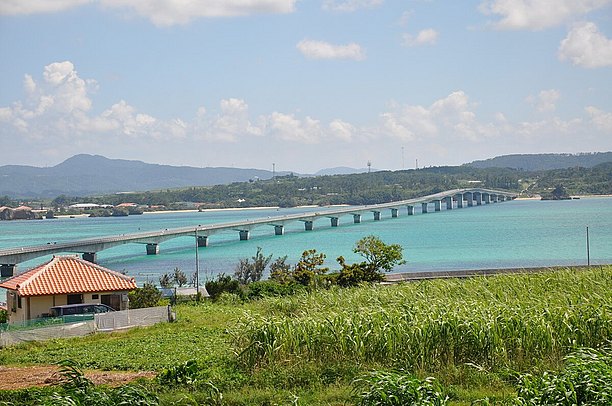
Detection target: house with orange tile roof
<box><xmin>0</xmin><ymin>255</ymin><xmax>137</xmax><ymax>323</ymax></box>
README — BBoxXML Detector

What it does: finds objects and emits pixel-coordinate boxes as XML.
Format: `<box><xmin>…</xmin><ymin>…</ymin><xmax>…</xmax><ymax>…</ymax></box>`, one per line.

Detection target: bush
<box><xmin>205</xmin><ymin>274</ymin><xmax>242</xmax><ymax>301</ymax></box>
<box><xmin>242</xmin><ymin>280</ymin><xmax>305</xmax><ymax>300</ymax></box>
<box><xmin>129</xmin><ymin>282</ymin><xmax>162</xmax><ymax>309</ymax></box>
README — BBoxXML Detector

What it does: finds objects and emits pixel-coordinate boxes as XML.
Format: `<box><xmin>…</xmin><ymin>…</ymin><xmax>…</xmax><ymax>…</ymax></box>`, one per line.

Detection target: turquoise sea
<box><xmin>1</xmin><ymin>198</ymin><xmax>611</xmax><ymax>287</ymax></box>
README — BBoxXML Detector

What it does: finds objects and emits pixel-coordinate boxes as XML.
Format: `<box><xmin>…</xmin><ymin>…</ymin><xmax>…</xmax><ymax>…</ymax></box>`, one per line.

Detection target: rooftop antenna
<box><xmin>367</xmin><ymin>160</ymin><xmax>372</xmax><ymax>173</ymax></box>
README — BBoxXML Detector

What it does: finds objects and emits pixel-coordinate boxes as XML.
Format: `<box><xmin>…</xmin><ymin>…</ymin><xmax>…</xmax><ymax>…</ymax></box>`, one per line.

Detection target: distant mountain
<box><xmin>314</xmin><ymin>167</ymin><xmax>372</xmax><ymax>176</ymax></box>
<box><xmin>0</xmin><ymin>155</ymin><xmax>277</xmax><ymax>198</ymax></box>
<box><xmin>466</xmin><ymin>152</ymin><xmax>612</xmax><ymax>171</ymax></box>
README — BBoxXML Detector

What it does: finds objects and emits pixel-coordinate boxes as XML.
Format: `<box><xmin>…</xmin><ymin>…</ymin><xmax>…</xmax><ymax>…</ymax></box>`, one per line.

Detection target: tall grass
<box><xmin>233</xmin><ymin>267</ymin><xmax>612</xmax><ymax>372</ymax></box>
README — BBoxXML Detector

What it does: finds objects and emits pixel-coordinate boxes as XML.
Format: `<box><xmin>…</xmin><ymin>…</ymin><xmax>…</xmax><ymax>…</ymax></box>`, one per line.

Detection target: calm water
<box><xmin>1</xmin><ymin>198</ymin><xmax>611</xmax><ymax>287</ymax></box>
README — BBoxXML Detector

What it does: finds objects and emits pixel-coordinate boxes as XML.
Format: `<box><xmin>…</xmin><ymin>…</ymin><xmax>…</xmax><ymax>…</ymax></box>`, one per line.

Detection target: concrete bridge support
<box><xmin>373</xmin><ymin>211</ymin><xmax>381</xmax><ymax>221</ymax></box>
<box><xmin>434</xmin><ymin>200</ymin><xmax>442</xmax><ymax>212</ymax></box>
<box><xmin>146</xmin><ymin>243</ymin><xmax>159</xmax><ymax>255</ymax></box>
<box><xmin>492</xmin><ymin>194</ymin><xmax>499</xmax><ymax>203</ymax></box>
<box><xmin>445</xmin><ymin>196</ymin><xmax>453</xmax><ymax>210</ymax></box>
<box><xmin>483</xmin><ymin>193</ymin><xmax>491</xmax><ymax>204</ymax></box>
<box><xmin>422</xmin><ymin>202</ymin><xmax>429</xmax><ymax>213</ymax></box>
<box><xmin>457</xmin><ymin>194</ymin><xmax>464</xmax><ymax>208</ymax></box>
<box><xmin>407</xmin><ymin>205</ymin><xmax>415</xmax><ymax>215</ymax></box>
<box><xmin>197</xmin><ymin>236</ymin><xmax>209</xmax><ymax>247</ymax></box>
<box><xmin>353</xmin><ymin>214</ymin><xmax>362</xmax><ymax>223</ymax></box>
<box><xmin>304</xmin><ymin>221</ymin><xmax>314</xmax><ymax>231</ymax></box>
<box><xmin>466</xmin><ymin>193</ymin><xmax>473</xmax><ymax>207</ymax></box>
<box><xmin>1</xmin><ymin>264</ymin><xmax>16</xmax><ymax>277</ymax></box>
<box><xmin>239</xmin><ymin>230</ymin><xmax>250</xmax><ymax>240</ymax></box>
<box><xmin>391</xmin><ymin>208</ymin><xmax>399</xmax><ymax>218</ymax></box>
<box><xmin>82</xmin><ymin>252</ymin><xmax>97</xmax><ymax>263</ymax></box>
<box><xmin>330</xmin><ymin>217</ymin><xmax>339</xmax><ymax>227</ymax></box>
<box><xmin>475</xmin><ymin>193</ymin><xmax>482</xmax><ymax>206</ymax></box>
<box><xmin>274</xmin><ymin>225</ymin><xmax>284</xmax><ymax>235</ymax></box>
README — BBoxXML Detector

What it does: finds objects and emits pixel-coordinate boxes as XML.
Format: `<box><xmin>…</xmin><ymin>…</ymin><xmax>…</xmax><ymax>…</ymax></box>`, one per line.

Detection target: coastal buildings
<box><xmin>0</xmin><ymin>255</ymin><xmax>136</xmax><ymax>323</ymax></box>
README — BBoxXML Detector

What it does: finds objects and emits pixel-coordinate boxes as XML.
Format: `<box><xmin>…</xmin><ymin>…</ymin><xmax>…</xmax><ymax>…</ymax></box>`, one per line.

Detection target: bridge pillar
<box><xmin>475</xmin><ymin>193</ymin><xmax>482</xmax><ymax>206</ymax></box>
<box><xmin>274</xmin><ymin>225</ymin><xmax>284</xmax><ymax>235</ymax></box>
<box><xmin>82</xmin><ymin>252</ymin><xmax>97</xmax><ymax>263</ymax></box>
<box><xmin>491</xmin><ymin>194</ymin><xmax>498</xmax><ymax>203</ymax></box>
<box><xmin>330</xmin><ymin>217</ymin><xmax>339</xmax><ymax>227</ymax></box>
<box><xmin>239</xmin><ymin>230</ymin><xmax>250</xmax><ymax>240</ymax></box>
<box><xmin>407</xmin><ymin>205</ymin><xmax>414</xmax><ymax>215</ymax></box>
<box><xmin>146</xmin><ymin>243</ymin><xmax>159</xmax><ymax>255</ymax></box>
<box><xmin>353</xmin><ymin>214</ymin><xmax>362</xmax><ymax>223</ymax></box>
<box><xmin>373</xmin><ymin>211</ymin><xmax>381</xmax><ymax>221</ymax></box>
<box><xmin>465</xmin><ymin>193</ymin><xmax>473</xmax><ymax>207</ymax></box>
<box><xmin>483</xmin><ymin>193</ymin><xmax>491</xmax><ymax>204</ymax></box>
<box><xmin>391</xmin><ymin>208</ymin><xmax>398</xmax><ymax>218</ymax></box>
<box><xmin>197</xmin><ymin>236</ymin><xmax>209</xmax><ymax>247</ymax></box>
<box><xmin>434</xmin><ymin>200</ymin><xmax>442</xmax><ymax>212</ymax></box>
<box><xmin>457</xmin><ymin>194</ymin><xmax>464</xmax><ymax>208</ymax></box>
<box><xmin>1</xmin><ymin>264</ymin><xmax>16</xmax><ymax>278</ymax></box>
<box><xmin>304</xmin><ymin>221</ymin><xmax>314</xmax><ymax>231</ymax></box>
<box><xmin>445</xmin><ymin>196</ymin><xmax>453</xmax><ymax>210</ymax></box>
<box><xmin>422</xmin><ymin>202</ymin><xmax>429</xmax><ymax>213</ymax></box>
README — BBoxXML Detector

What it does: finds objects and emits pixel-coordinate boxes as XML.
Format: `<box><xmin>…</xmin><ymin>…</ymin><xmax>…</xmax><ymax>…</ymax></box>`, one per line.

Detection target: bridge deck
<box><xmin>0</xmin><ymin>188</ymin><xmax>516</xmax><ymax>266</ymax></box>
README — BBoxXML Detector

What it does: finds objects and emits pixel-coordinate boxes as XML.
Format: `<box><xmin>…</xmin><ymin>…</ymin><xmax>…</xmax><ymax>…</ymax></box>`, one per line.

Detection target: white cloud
<box><xmin>264</xmin><ymin>112</ymin><xmax>323</xmax><ymax>143</ymax></box>
<box><xmin>322</xmin><ymin>0</ymin><xmax>383</xmax><ymax>12</ymax></box>
<box><xmin>380</xmin><ymin>92</ymin><xmax>497</xmax><ymax>142</ymax></box>
<box><xmin>559</xmin><ymin>22</ymin><xmax>612</xmax><ymax>68</ymax></box>
<box><xmin>527</xmin><ymin>89</ymin><xmax>561</xmax><ymax>112</ymax></box>
<box><xmin>479</xmin><ymin>0</ymin><xmax>612</xmax><ymax>30</ymax></box>
<box><xmin>329</xmin><ymin>119</ymin><xmax>355</xmax><ymax>141</ymax></box>
<box><xmin>0</xmin><ymin>0</ymin><xmax>91</xmax><ymax>15</ymax></box>
<box><xmin>297</xmin><ymin>39</ymin><xmax>366</xmax><ymax>60</ymax></box>
<box><xmin>101</xmin><ymin>0</ymin><xmax>296</xmax><ymax>26</ymax></box>
<box><xmin>1</xmin><ymin>0</ymin><xmax>296</xmax><ymax>25</ymax></box>
<box><xmin>586</xmin><ymin>106</ymin><xmax>612</xmax><ymax>132</ymax></box>
<box><xmin>402</xmin><ymin>29</ymin><xmax>439</xmax><ymax>47</ymax></box>
<box><xmin>194</xmin><ymin>98</ymin><xmax>261</xmax><ymax>141</ymax></box>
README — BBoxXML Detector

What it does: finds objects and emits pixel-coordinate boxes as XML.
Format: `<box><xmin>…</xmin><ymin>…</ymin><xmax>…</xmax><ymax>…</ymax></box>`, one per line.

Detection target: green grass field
<box><xmin>0</xmin><ymin>266</ymin><xmax>610</xmax><ymax>405</ymax></box>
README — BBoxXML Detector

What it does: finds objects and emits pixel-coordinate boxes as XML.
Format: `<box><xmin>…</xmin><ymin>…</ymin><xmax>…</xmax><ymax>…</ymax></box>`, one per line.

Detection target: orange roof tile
<box><xmin>0</xmin><ymin>256</ymin><xmax>137</xmax><ymax>297</ymax></box>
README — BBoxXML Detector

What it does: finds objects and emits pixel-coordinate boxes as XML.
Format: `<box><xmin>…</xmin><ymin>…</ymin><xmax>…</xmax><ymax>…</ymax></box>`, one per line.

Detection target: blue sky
<box><xmin>1</xmin><ymin>0</ymin><xmax>611</xmax><ymax>173</ymax></box>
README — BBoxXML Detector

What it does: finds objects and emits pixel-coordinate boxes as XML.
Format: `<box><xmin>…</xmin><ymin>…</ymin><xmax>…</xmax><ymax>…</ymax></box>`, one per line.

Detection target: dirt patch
<box><xmin>0</xmin><ymin>365</ymin><xmax>155</xmax><ymax>390</ymax></box>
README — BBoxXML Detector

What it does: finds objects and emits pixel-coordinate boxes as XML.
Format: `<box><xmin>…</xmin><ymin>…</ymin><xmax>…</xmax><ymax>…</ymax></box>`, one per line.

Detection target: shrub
<box><xmin>129</xmin><ymin>282</ymin><xmax>162</xmax><ymax>309</ymax></box>
<box><xmin>205</xmin><ymin>274</ymin><xmax>242</xmax><ymax>301</ymax></box>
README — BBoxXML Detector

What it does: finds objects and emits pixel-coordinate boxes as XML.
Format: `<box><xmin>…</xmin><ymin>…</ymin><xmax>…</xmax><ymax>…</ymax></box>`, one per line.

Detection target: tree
<box><xmin>354</xmin><ymin>235</ymin><xmax>405</xmax><ymax>273</ymax></box>
<box><xmin>292</xmin><ymin>249</ymin><xmax>328</xmax><ymax>287</ymax></box>
<box><xmin>128</xmin><ymin>282</ymin><xmax>162</xmax><ymax>309</ymax></box>
<box><xmin>234</xmin><ymin>247</ymin><xmax>272</xmax><ymax>285</ymax></box>
<box><xmin>269</xmin><ymin>256</ymin><xmax>292</xmax><ymax>284</ymax></box>
<box><xmin>159</xmin><ymin>273</ymin><xmax>173</xmax><ymax>288</ymax></box>
<box><xmin>173</xmin><ymin>267</ymin><xmax>188</xmax><ymax>287</ymax></box>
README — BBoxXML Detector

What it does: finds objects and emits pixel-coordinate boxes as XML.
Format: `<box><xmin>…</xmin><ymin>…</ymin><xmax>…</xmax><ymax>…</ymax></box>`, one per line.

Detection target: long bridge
<box><xmin>0</xmin><ymin>188</ymin><xmax>516</xmax><ymax>276</ymax></box>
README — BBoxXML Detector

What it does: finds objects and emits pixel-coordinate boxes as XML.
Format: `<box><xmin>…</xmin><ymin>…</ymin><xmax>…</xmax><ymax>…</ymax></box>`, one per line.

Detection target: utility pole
<box><xmin>586</xmin><ymin>226</ymin><xmax>590</xmax><ymax>268</ymax></box>
<box><xmin>195</xmin><ymin>228</ymin><xmax>200</xmax><ymax>301</ymax></box>
<box><xmin>367</xmin><ymin>160</ymin><xmax>372</xmax><ymax>173</ymax></box>
<box><xmin>415</xmin><ymin>158</ymin><xmax>419</xmax><ymax>170</ymax></box>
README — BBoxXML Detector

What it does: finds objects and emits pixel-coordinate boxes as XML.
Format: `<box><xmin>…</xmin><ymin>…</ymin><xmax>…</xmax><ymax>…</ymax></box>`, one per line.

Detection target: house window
<box><xmin>92</xmin><ymin>294</ymin><xmax>99</xmax><ymax>300</ymax></box>
<box><xmin>67</xmin><ymin>294</ymin><xmax>83</xmax><ymax>305</ymax></box>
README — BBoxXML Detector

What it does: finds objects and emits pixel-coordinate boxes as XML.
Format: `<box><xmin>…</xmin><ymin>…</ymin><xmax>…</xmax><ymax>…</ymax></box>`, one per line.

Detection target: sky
<box><xmin>1</xmin><ymin>0</ymin><xmax>611</xmax><ymax>174</ymax></box>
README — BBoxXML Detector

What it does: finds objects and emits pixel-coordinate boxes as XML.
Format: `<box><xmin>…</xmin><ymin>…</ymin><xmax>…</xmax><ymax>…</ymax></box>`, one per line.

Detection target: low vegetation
<box><xmin>0</xmin><ymin>265</ymin><xmax>610</xmax><ymax>405</ymax></box>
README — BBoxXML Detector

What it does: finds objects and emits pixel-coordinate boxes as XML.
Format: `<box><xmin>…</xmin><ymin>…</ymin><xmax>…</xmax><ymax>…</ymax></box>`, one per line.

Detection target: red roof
<box><xmin>0</xmin><ymin>256</ymin><xmax>137</xmax><ymax>297</ymax></box>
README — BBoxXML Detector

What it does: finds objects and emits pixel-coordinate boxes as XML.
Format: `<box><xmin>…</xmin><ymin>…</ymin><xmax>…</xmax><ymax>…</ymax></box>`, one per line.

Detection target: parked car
<box><xmin>49</xmin><ymin>303</ymin><xmax>115</xmax><ymax>317</ymax></box>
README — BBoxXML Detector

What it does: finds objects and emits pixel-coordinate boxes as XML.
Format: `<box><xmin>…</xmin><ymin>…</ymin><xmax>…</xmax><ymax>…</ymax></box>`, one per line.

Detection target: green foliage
<box><xmin>335</xmin><ymin>256</ymin><xmax>384</xmax><ymax>287</ymax></box>
<box><xmin>158</xmin><ymin>273</ymin><xmax>173</xmax><ymax>289</ymax></box>
<box><xmin>515</xmin><ymin>347</ymin><xmax>612</xmax><ymax>405</ymax></box>
<box><xmin>0</xmin><ymin>309</ymin><xmax>7</xmax><ymax>324</ymax></box>
<box><xmin>157</xmin><ymin>360</ymin><xmax>200</xmax><ymax>387</ymax></box>
<box><xmin>235</xmin><ymin>268</ymin><xmax>612</xmax><ymax>372</ymax></box>
<box><xmin>353</xmin><ymin>371</ymin><xmax>448</xmax><ymax>406</ymax></box>
<box><xmin>205</xmin><ymin>273</ymin><xmax>242</xmax><ymax>301</ymax></box>
<box><xmin>234</xmin><ymin>247</ymin><xmax>272</xmax><ymax>285</ymax></box>
<box><xmin>129</xmin><ymin>282</ymin><xmax>162</xmax><ymax>309</ymax></box>
<box><xmin>291</xmin><ymin>249</ymin><xmax>329</xmax><ymax>287</ymax></box>
<box><xmin>269</xmin><ymin>256</ymin><xmax>292</xmax><ymax>284</ymax></box>
<box><xmin>242</xmin><ymin>280</ymin><xmax>305</xmax><ymax>300</ymax></box>
<box><xmin>354</xmin><ymin>235</ymin><xmax>405</xmax><ymax>273</ymax></box>
<box><xmin>173</xmin><ymin>267</ymin><xmax>188</xmax><ymax>287</ymax></box>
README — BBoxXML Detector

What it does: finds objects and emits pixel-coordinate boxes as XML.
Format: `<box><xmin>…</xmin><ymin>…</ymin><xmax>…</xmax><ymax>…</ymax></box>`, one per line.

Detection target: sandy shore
<box><xmin>143</xmin><ymin>206</ymin><xmax>280</xmax><ymax>215</ymax></box>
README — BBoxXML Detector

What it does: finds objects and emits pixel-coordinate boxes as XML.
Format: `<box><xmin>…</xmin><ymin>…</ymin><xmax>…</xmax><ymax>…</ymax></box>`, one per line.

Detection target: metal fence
<box><xmin>0</xmin><ymin>306</ymin><xmax>171</xmax><ymax>347</ymax></box>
